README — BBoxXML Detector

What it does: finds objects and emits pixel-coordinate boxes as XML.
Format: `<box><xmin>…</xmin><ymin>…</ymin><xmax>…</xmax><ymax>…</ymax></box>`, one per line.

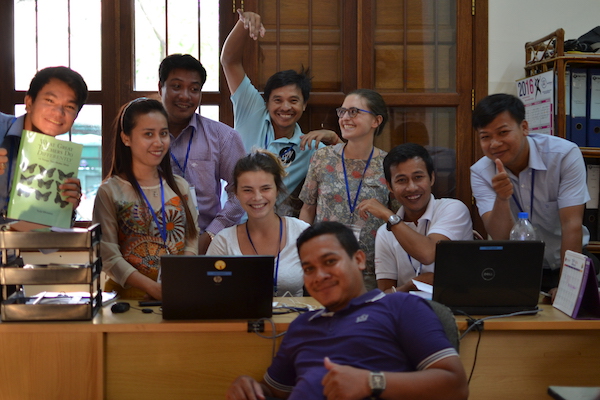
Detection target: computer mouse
<box><xmin>111</xmin><ymin>302</ymin><xmax>130</xmax><ymax>313</ymax></box>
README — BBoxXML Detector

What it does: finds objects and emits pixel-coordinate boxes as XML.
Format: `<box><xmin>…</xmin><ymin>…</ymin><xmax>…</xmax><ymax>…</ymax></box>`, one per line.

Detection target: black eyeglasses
<box><xmin>336</xmin><ymin>107</ymin><xmax>375</xmax><ymax>118</ymax></box>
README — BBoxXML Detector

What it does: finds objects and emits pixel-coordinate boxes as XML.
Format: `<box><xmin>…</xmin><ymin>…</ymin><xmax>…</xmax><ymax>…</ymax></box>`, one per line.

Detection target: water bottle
<box><xmin>509</xmin><ymin>212</ymin><xmax>537</xmax><ymax>241</ymax></box>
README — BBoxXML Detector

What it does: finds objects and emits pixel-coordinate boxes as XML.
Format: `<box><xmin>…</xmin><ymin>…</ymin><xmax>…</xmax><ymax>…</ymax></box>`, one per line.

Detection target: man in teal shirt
<box><xmin>221</xmin><ymin>9</ymin><xmax>340</xmax><ymax>216</ymax></box>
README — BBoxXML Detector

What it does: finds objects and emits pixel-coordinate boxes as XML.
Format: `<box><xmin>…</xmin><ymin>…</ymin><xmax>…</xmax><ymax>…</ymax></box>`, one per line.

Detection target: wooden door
<box><xmin>224</xmin><ymin>0</ymin><xmax>487</xmax><ymax>226</ymax></box>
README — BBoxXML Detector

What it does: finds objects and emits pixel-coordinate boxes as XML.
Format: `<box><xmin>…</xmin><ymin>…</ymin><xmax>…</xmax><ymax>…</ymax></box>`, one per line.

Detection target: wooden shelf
<box><xmin>585</xmin><ymin>241</ymin><xmax>600</xmax><ymax>253</ymax></box>
<box><xmin>524</xmin><ymin>29</ymin><xmax>600</xmax><ymax>144</ymax></box>
<box><xmin>581</xmin><ymin>147</ymin><xmax>600</xmax><ymax>158</ymax></box>
<box><xmin>525</xmin><ymin>30</ymin><xmax>600</xmax><ymax>245</ymax></box>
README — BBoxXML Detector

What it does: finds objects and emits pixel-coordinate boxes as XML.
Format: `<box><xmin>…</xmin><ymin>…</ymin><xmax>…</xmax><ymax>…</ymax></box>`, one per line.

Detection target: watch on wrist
<box><xmin>369</xmin><ymin>371</ymin><xmax>386</xmax><ymax>399</ymax></box>
<box><xmin>386</xmin><ymin>214</ymin><xmax>402</xmax><ymax>231</ymax></box>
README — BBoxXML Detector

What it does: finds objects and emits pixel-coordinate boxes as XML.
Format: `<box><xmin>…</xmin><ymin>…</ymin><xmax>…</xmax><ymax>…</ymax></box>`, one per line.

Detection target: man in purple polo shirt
<box><xmin>226</xmin><ymin>221</ymin><xmax>468</xmax><ymax>400</ymax></box>
<box><xmin>159</xmin><ymin>54</ymin><xmax>245</xmax><ymax>254</ymax></box>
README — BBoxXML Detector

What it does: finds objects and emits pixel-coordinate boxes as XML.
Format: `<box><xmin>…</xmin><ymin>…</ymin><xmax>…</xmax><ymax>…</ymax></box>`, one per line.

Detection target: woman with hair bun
<box><xmin>207</xmin><ymin>149</ymin><xmax>309</xmax><ymax>297</ymax></box>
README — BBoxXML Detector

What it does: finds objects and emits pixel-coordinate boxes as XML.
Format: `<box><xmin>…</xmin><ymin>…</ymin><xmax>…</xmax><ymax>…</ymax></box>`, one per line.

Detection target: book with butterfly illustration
<box><xmin>7</xmin><ymin>130</ymin><xmax>83</xmax><ymax>228</ymax></box>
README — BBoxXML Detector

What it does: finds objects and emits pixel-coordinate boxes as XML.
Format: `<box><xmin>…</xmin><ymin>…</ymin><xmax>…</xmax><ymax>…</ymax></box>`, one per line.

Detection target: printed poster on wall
<box><xmin>516</xmin><ymin>70</ymin><xmax>554</xmax><ymax>135</ymax></box>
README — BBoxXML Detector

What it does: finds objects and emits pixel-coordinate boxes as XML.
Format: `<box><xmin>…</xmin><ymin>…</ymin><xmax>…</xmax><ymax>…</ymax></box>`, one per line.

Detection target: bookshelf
<box><xmin>524</xmin><ymin>28</ymin><xmax>600</xmax><ymax>153</ymax></box>
<box><xmin>524</xmin><ymin>29</ymin><xmax>600</xmax><ymax>251</ymax></box>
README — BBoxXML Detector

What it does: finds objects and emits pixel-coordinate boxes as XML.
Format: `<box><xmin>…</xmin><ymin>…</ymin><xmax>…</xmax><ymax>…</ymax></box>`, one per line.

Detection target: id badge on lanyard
<box><xmin>189</xmin><ymin>186</ymin><xmax>198</xmax><ymax>211</ymax></box>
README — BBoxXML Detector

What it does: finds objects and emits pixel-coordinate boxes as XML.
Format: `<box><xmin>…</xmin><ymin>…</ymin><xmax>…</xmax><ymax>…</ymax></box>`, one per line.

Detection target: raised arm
<box><xmin>221</xmin><ymin>10</ymin><xmax>266</xmax><ymax>95</ymax></box>
<box><xmin>356</xmin><ymin>198</ymin><xmax>448</xmax><ymax>265</ymax></box>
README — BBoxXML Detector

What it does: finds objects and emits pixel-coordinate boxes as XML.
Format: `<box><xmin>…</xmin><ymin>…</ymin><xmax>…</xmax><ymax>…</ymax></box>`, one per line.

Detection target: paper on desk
<box><xmin>409</xmin><ymin>280</ymin><xmax>433</xmax><ymax>300</ymax></box>
<box><xmin>413</xmin><ymin>280</ymin><xmax>433</xmax><ymax>293</ymax></box>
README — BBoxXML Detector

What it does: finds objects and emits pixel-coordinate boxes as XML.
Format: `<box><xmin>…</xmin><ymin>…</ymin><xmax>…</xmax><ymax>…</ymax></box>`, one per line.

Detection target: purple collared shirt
<box><xmin>169</xmin><ymin>113</ymin><xmax>245</xmax><ymax>234</ymax></box>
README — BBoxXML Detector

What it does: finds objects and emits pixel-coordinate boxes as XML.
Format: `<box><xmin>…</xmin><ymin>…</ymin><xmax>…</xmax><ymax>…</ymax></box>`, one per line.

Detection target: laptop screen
<box><xmin>432</xmin><ymin>240</ymin><xmax>545</xmax><ymax>315</ymax></box>
<box><xmin>160</xmin><ymin>255</ymin><xmax>275</xmax><ymax>320</ymax></box>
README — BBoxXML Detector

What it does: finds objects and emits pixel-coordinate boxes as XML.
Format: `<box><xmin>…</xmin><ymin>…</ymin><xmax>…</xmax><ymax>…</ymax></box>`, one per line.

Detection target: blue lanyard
<box><xmin>170</xmin><ymin>131</ymin><xmax>194</xmax><ymax>178</ymax></box>
<box><xmin>342</xmin><ymin>145</ymin><xmax>374</xmax><ymax>214</ymax></box>
<box><xmin>407</xmin><ymin>220</ymin><xmax>429</xmax><ymax>276</ymax></box>
<box><xmin>136</xmin><ymin>178</ymin><xmax>169</xmax><ymax>251</ymax></box>
<box><xmin>511</xmin><ymin>169</ymin><xmax>535</xmax><ymax>221</ymax></box>
<box><xmin>246</xmin><ymin>215</ymin><xmax>283</xmax><ymax>295</ymax></box>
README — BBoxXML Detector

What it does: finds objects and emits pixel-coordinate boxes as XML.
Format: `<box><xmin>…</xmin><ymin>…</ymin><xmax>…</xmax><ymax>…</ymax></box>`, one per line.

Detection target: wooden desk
<box><xmin>455</xmin><ymin>306</ymin><xmax>600</xmax><ymax>400</ymax></box>
<box><xmin>0</xmin><ymin>299</ymin><xmax>598</xmax><ymax>400</ymax></box>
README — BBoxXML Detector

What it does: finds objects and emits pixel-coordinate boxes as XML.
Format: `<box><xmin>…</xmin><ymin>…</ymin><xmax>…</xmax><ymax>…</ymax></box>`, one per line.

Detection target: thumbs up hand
<box><xmin>491</xmin><ymin>158</ymin><xmax>513</xmax><ymax>200</ymax></box>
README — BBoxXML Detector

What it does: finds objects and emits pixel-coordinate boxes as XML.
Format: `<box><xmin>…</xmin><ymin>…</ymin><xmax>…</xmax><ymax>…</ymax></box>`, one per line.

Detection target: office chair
<box><xmin>427</xmin><ymin>299</ymin><xmax>460</xmax><ymax>352</ymax></box>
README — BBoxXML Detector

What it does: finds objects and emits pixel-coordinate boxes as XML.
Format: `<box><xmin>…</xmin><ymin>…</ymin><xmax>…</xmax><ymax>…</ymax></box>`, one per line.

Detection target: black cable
<box><xmin>456</xmin><ymin>308</ymin><xmax>542</xmax><ymax>384</ymax></box>
<box><xmin>249</xmin><ymin>317</ymin><xmax>287</xmax><ymax>359</ymax></box>
<box><xmin>467</xmin><ymin>327</ymin><xmax>481</xmax><ymax>384</ymax></box>
<box><xmin>459</xmin><ymin>308</ymin><xmax>541</xmax><ymax>339</ymax></box>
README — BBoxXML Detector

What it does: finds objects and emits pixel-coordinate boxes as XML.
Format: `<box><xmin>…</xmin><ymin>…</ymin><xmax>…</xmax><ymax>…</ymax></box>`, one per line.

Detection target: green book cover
<box><xmin>7</xmin><ymin>130</ymin><xmax>83</xmax><ymax>228</ymax></box>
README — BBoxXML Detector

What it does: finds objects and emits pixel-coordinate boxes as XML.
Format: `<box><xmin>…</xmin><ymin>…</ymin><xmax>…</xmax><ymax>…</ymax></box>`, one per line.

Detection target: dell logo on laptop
<box><xmin>481</xmin><ymin>268</ymin><xmax>496</xmax><ymax>281</ymax></box>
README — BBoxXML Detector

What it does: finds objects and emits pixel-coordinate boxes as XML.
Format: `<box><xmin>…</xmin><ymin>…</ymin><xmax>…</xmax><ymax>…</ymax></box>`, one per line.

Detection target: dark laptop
<box><xmin>432</xmin><ymin>240</ymin><xmax>545</xmax><ymax>315</ymax></box>
<box><xmin>160</xmin><ymin>255</ymin><xmax>274</xmax><ymax>320</ymax></box>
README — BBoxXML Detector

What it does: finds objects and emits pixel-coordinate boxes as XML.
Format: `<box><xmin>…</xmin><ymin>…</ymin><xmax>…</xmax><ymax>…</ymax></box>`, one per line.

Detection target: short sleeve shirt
<box><xmin>470</xmin><ymin>134</ymin><xmax>590</xmax><ymax>269</ymax></box>
<box><xmin>230</xmin><ymin>75</ymin><xmax>322</xmax><ymax>194</ymax></box>
<box><xmin>375</xmin><ymin>196</ymin><xmax>473</xmax><ymax>286</ymax></box>
<box><xmin>264</xmin><ymin>290</ymin><xmax>458</xmax><ymax>399</ymax></box>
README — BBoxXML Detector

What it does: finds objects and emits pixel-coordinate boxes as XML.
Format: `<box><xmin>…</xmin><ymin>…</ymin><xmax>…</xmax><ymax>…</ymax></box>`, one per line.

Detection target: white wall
<box><xmin>489</xmin><ymin>0</ymin><xmax>600</xmax><ymax>94</ymax></box>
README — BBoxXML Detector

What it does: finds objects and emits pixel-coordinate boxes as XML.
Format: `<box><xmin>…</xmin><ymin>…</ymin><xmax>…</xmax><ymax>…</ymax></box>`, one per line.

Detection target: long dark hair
<box><xmin>108</xmin><ymin>98</ymin><xmax>198</xmax><ymax>239</ymax></box>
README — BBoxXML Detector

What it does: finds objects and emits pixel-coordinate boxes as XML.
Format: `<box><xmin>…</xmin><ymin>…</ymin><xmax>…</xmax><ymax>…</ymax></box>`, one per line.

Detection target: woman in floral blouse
<box><xmin>93</xmin><ymin>98</ymin><xmax>198</xmax><ymax>300</ymax></box>
<box><xmin>299</xmin><ymin>89</ymin><xmax>393</xmax><ymax>290</ymax></box>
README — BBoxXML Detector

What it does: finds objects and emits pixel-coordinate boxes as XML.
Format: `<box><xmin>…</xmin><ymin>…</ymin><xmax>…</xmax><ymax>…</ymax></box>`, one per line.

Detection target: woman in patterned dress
<box><xmin>93</xmin><ymin>98</ymin><xmax>198</xmax><ymax>300</ymax></box>
<box><xmin>299</xmin><ymin>89</ymin><xmax>392</xmax><ymax>290</ymax></box>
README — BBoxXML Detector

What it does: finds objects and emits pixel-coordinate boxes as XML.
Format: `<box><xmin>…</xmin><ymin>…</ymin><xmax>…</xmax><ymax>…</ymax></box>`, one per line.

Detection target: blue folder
<box><xmin>570</xmin><ymin>68</ymin><xmax>588</xmax><ymax>147</ymax></box>
<box><xmin>587</xmin><ymin>68</ymin><xmax>600</xmax><ymax>147</ymax></box>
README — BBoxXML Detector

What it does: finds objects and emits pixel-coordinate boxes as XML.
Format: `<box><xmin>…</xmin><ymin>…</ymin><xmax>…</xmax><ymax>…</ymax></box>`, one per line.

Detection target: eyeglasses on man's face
<box><xmin>335</xmin><ymin>107</ymin><xmax>375</xmax><ymax>118</ymax></box>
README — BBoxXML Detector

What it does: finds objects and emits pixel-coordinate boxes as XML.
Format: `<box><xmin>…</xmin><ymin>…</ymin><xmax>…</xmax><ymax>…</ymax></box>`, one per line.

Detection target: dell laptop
<box><xmin>160</xmin><ymin>255</ymin><xmax>274</xmax><ymax>320</ymax></box>
<box><xmin>433</xmin><ymin>240</ymin><xmax>545</xmax><ymax>315</ymax></box>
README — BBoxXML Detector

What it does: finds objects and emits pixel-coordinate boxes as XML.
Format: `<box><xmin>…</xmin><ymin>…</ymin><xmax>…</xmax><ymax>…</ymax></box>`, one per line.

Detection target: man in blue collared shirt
<box><xmin>0</xmin><ymin>66</ymin><xmax>87</xmax><ymax>220</ymax></box>
<box><xmin>221</xmin><ymin>10</ymin><xmax>341</xmax><ymax>216</ymax></box>
<box><xmin>226</xmin><ymin>221</ymin><xmax>468</xmax><ymax>400</ymax></box>
<box><xmin>470</xmin><ymin>93</ymin><xmax>592</xmax><ymax>292</ymax></box>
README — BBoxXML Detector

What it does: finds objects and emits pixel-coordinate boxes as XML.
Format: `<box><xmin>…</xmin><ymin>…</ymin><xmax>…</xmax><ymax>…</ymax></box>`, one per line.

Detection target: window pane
<box><xmin>166</xmin><ymin>0</ymin><xmax>199</xmax><ymax>56</ymax></box>
<box><xmin>14</xmin><ymin>0</ymin><xmax>37</xmax><ymax>90</ymax></box>
<box><xmin>375</xmin><ymin>107</ymin><xmax>456</xmax><ymax>198</ymax></box>
<box><xmin>200</xmin><ymin>105</ymin><xmax>219</xmax><ymax>122</ymax></box>
<box><xmin>70</xmin><ymin>105</ymin><xmax>103</xmax><ymax>221</ymax></box>
<box><xmin>135</xmin><ymin>0</ymin><xmax>166</xmax><ymax>90</ymax></box>
<box><xmin>14</xmin><ymin>0</ymin><xmax>101</xmax><ymax>91</ymax></box>
<box><xmin>37</xmin><ymin>0</ymin><xmax>70</xmax><ymax>68</ymax></box>
<box><xmin>135</xmin><ymin>0</ymin><xmax>219</xmax><ymax>92</ymax></box>
<box><xmin>374</xmin><ymin>0</ymin><xmax>456</xmax><ymax>93</ymax></box>
<box><xmin>70</xmin><ymin>0</ymin><xmax>102</xmax><ymax>90</ymax></box>
<box><xmin>199</xmin><ymin>0</ymin><xmax>219</xmax><ymax>91</ymax></box>
<box><xmin>259</xmin><ymin>0</ymin><xmax>343</xmax><ymax>92</ymax></box>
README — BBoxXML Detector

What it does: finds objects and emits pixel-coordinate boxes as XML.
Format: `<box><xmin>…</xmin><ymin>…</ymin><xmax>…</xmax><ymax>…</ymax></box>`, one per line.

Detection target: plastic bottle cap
<box><xmin>518</xmin><ymin>212</ymin><xmax>529</xmax><ymax>219</ymax></box>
